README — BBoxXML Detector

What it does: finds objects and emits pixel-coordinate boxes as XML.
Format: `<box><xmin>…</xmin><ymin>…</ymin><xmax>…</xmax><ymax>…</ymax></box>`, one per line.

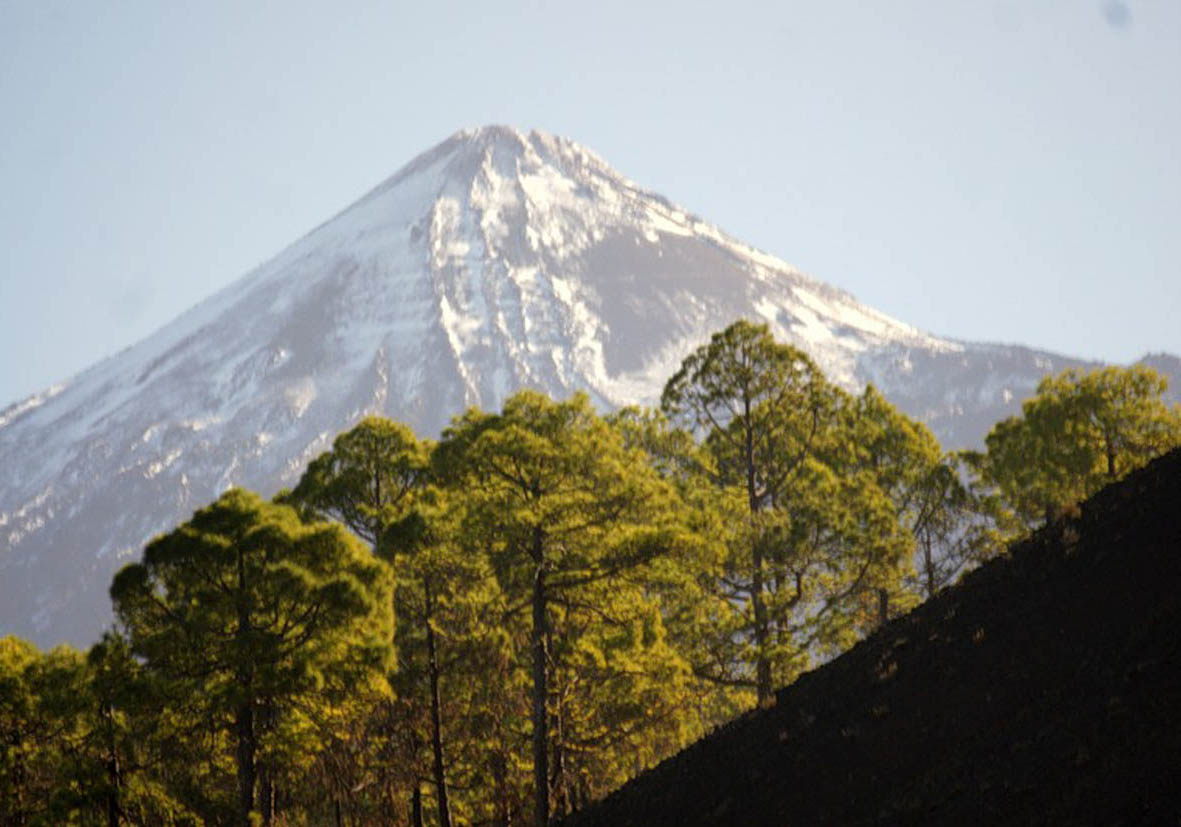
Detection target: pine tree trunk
<box><xmin>234</xmin><ymin>545</ymin><xmax>256</xmax><ymax>826</ymax></box>
<box><xmin>235</xmin><ymin>701</ymin><xmax>256</xmax><ymax>826</ymax></box>
<box><xmin>260</xmin><ymin>763</ymin><xmax>274</xmax><ymax>826</ymax></box>
<box><xmin>551</xmin><ymin>695</ymin><xmax>568</xmax><ymax>817</ymax></box>
<box><xmin>106</xmin><ymin>777</ymin><xmax>120</xmax><ymax>827</ymax></box>
<box><xmin>424</xmin><ymin>577</ymin><xmax>454</xmax><ymax>827</ymax></box>
<box><xmin>411</xmin><ymin>785</ymin><xmax>424</xmax><ymax>827</ymax></box>
<box><xmin>258</xmin><ymin>699</ymin><xmax>276</xmax><ymax>826</ymax></box>
<box><xmin>924</xmin><ymin>536</ymin><xmax>936</xmax><ymax>599</ymax></box>
<box><xmin>744</xmin><ymin>398</ymin><xmax>774</xmax><ymax>705</ymax></box>
<box><xmin>752</xmin><ymin>550</ymin><xmax>772</xmax><ymax>704</ymax></box>
<box><xmin>102</xmin><ymin>701</ymin><xmax>122</xmax><ymax>827</ymax></box>
<box><xmin>531</xmin><ymin>524</ymin><xmax>550</xmax><ymax>827</ymax></box>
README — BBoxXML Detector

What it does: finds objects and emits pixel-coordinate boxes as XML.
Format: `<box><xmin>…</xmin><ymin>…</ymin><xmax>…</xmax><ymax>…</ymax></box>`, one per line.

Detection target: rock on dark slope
<box><xmin>561</xmin><ymin>449</ymin><xmax>1181</xmax><ymax>826</ymax></box>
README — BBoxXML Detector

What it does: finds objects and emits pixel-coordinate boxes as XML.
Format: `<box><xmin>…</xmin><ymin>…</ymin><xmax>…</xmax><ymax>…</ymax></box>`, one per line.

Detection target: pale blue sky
<box><xmin>1</xmin><ymin>0</ymin><xmax>1178</xmax><ymax>406</ymax></box>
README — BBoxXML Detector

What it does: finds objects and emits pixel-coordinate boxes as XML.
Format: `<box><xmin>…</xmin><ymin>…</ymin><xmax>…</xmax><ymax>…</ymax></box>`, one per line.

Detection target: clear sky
<box><xmin>1</xmin><ymin>0</ymin><xmax>1178</xmax><ymax>407</ymax></box>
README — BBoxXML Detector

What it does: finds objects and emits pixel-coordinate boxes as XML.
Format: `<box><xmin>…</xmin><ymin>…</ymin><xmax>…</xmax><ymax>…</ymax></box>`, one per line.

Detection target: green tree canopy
<box><xmin>436</xmin><ymin>390</ymin><xmax>692</xmax><ymax>826</ymax></box>
<box><xmin>977</xmin><ymin>365</ymin><xmax>1181</xmax><ymax>527</ymax></box>
<box><xmin>286</xmin><ymin>416</ymin><xmax>430</xmax><ymax>545</ymax></box>
<box><xmin>850</xmin><ymin>385</ymin><xmax>1010</xmax><ymax>599</ymax></box>
<box><xmin>662</xmin><ymin>321</ymin><xmax>915</xmax><ymax>703</ymax></box>
<box><xmin>0</xmin><ymin>636</ymin><xmax>78</xmax><ymax>826</ymax></box>
<box><xmin>109</xmin><ymin>489</ymin><xmax>394</xmax><ymax>825</ymax></box>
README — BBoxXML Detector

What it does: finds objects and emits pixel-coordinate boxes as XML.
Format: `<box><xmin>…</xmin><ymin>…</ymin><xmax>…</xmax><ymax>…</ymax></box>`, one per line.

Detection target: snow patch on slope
<box><xmin>3</xmin><ymin>123</ymin><xmax>1099</xmax><ymax>650</ymax></box>
<box><xmin>0</xmin><ymin>384</ymin><xmax>67</xmax><ymax>430</ymax></box>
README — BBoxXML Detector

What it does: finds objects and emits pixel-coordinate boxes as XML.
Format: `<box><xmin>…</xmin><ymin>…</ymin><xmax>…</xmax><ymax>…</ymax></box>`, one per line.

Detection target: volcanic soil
<box><xmin>561</xmin><ymin>449</ymin><xmax>1181</xmax><ymax>825</ymax></box>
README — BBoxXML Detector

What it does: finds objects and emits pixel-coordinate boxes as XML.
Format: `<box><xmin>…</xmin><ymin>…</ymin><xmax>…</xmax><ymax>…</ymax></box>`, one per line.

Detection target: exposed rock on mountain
<box><xmin>1</xmin><ymin>125</ymin><xmax>1176</xmax><ymax>646</ymax></box>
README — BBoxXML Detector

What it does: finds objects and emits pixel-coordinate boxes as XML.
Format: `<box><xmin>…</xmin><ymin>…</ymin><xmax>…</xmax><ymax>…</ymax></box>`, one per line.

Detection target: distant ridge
<box><xmin>561</xmin><ymin>449</ymin><xmax>1181</xmax><ymax>825</ymax></box>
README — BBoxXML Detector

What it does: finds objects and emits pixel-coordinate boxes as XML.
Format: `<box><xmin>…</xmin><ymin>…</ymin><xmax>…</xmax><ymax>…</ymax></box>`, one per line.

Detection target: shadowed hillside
<box><xmin>562</xmin><ymin>448</ymin><xmax>1181</xmax><ymax>826</ymax></box>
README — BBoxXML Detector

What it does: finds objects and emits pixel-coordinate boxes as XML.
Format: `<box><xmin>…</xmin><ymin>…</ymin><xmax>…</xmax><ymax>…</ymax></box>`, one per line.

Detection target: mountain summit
<box><xmin>0</xmin><ymin>126</ymin><xmax>1173</xmax><ymax>646</ymax></box>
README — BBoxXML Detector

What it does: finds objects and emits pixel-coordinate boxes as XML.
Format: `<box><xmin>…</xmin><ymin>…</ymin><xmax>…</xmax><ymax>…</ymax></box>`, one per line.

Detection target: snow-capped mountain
<box><xmin>1</xmin><ymin>126</ymin><xmax>1175</xmax><ymax>648</ymax></box>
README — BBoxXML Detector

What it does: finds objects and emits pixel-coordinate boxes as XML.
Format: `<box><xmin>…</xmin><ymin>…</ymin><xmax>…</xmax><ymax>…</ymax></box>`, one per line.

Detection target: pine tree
<box><xmin>437</xmin><ymin>390</ymin><xmax>690</xmax><ymax>826</ymax></box>
<box><xmin>109</xmin><ymin>489</ymin><xmax>394</xmax><ymax>825</ymax></box>
<box><xmin>662</xmin><ymin>320</ymin><xmax>913</xmax><ymax>701</ymax></box>
<box><xmin>850</xmin><ymin>385</ymin><xmax>1009</xmax><ymax>601</ymax></box>
<box><xmin>286</xmin><ymin>416</ymin><xmax>429</xmax><ymax>545</ymax></box>
<box><xmin>978</xmin><ymin>365</ymin><xmax>1181</xmax><ymax>527</ymax></box>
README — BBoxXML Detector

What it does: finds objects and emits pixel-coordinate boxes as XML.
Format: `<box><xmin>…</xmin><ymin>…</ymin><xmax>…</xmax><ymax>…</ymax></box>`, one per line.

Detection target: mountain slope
<box><xmin>0</xmin><ymin>125</ymin><xmax>1175</xmax><ymax>647</ymax></box>
<box><xmin>561</xmin><ymin>448</ymin><xmax>1181</xmax><ymax>826</ymax></box>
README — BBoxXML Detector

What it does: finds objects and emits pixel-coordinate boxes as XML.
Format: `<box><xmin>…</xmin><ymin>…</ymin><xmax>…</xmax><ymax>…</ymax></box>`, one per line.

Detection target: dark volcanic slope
<box><xmin>563</xmin><ymin>450</ymin><xmax>1181</xmax><ymax>826</ymax></box>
